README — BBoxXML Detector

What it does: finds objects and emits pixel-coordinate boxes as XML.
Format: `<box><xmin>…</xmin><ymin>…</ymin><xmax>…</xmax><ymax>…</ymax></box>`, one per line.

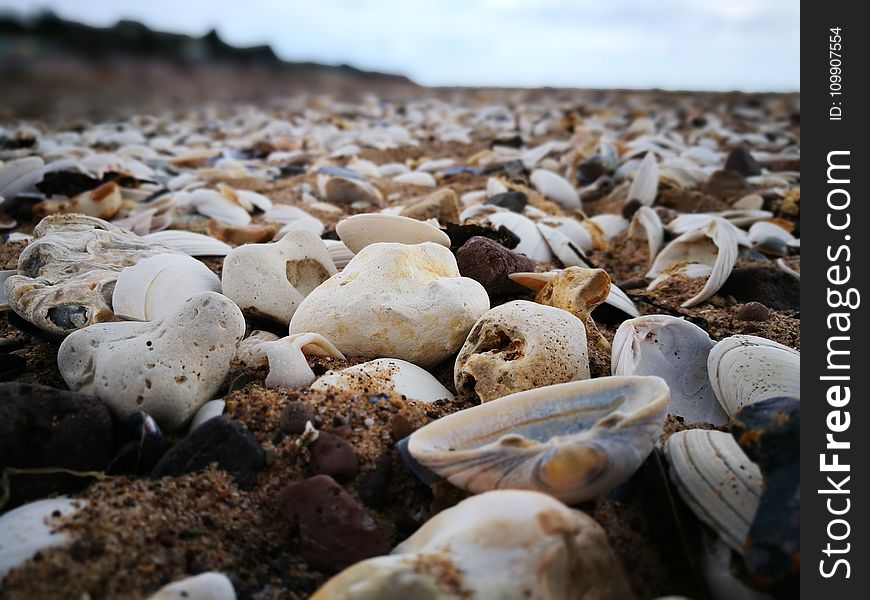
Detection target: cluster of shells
<box><xmin>0</xmin><ymin>92</ymin><xmax>799</xmax><ymax>598</ymax></box>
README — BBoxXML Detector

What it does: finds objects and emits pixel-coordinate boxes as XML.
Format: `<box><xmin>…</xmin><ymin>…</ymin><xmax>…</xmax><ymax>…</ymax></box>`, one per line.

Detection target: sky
<box><xmin>0</xmin><ymin>0</ymin><xmax>800</xmax><ymax>91</ymax></box>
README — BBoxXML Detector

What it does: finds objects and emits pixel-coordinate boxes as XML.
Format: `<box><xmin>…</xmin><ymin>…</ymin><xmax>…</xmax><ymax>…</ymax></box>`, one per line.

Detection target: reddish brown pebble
<box><xmin>278</xmin><ymin>475</ymin><xmax>389</xmax><ymax>572</ymax></box>
<box><xmin>357</xmin><ymin>453</ymin><xmax>393</xmax><ymax>509</ymax></box>
<box><xmin>456</xmin><ymin>236</ymin><xmax>536</xmax><ymax>296</ymax></box>
<box><xmin>736</xmin><ymin>302</ymin><xmax>770</xmax><ymax>321</ymax></box>
<box><xmin>279</xmin><ymin>400</ymin><xmax>315</xmax><ymax>434</ymax></box>
<box><xmin>308</xmin><ymin>431</ymin><xmax>359</xmax><ymax>482</ymax></box>
<box><xmin>388</xmin><ymin>413</ymin><xmax>414</xmax><ymax>442</ymax></box>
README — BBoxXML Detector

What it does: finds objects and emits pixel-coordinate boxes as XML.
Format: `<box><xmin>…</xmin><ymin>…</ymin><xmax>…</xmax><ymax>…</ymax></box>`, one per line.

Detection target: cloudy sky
<box><xmin>1</xmin><ymin>0</ymin><xmax>799</xmax><ymax>91</ymax></box>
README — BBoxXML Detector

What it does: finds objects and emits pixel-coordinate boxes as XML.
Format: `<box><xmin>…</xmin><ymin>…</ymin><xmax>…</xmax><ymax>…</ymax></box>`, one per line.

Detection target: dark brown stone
<box><xmin>280</xmin><ymin>400</ymin><xmax>315</xmax><ymax>434</ymax></box>
<box><xmin>724</xmin><ymin>147</ymin><xmax>762</xmax><ymax>177</ymax></box>
<box><xmin>456</xmin><ymin>236</ymin><xmax>536</xmax><ymax>296</ymax></box>
<box><xmin>735</xmin><ymin>302</ymin><xmax>770</xmax><ymax>321</ymax></box>
<box><xmin>308</xmin><ymin>431</ymin><xmax>359</xmax><ymax>483</ymax></box>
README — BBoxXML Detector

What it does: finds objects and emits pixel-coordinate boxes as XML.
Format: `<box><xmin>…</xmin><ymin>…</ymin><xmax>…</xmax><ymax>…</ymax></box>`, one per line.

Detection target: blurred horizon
<box><xmin>0</xmin><ymin>0</ymin><xmax>799</xmax><ymax>92</ymax></box>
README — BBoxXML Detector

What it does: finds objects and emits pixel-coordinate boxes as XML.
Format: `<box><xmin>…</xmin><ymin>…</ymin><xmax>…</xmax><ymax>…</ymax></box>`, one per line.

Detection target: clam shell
<box><xmin>626</xmin><ymin>151</ymin><xmax>659</xmax><ymax>206</ymax></box>
<box><xmin>0</xmin><ymin>156</ymin><xmax>45</xmax><ymax>200</ymax></box>
<box><xmin>707</xmin><ymin>335</ymin><xmax>800</xmax><ymax>417</ymax></box>
<box><xmin>627</xmin><ymin>205</ymin><xmax>664</xmax><ymax>263</ymax></box>
<box><xmin>311</xmin><ymin>357</ymin><xmax>453</xmax><ymax>403</ymax></box>
<box><xmin>112</xmin><ymin>253</ymin><xmax>222</xmax><ymax>321</ymax></box>
<box><xmin>323</xmin><ymin>239</ymin><xmax>355</xmax><ymax>271</ymax></box>
<box><xmin>264</xmin><ymin>205</ymin><xmax>325</xmax><ymax>236</ymax></box>
<box><xmin>538</xmin><ymin>216</ymin><xmax>594</xmax><ymax>253</ymax></box>
<box><xmin>486</xmin><ymin>212</ymin><xmax>554</xmax><ymax>261</ymax></box>
<box><xmin>604</xmin><ymin>284</ymin><xmax>639</xmax><ymax>317</ymax></box>
<box><xmin>407</xmin><ymin>376</ymin><xmax>669</xmax><ymax>503</ymax></box>
<box><xmin>612</xmin><ymin>315</ymin><xmax>727</xmax><ymax>425</ymax></box>
<box><xmin>34</xmin><ymin>181</ymin><xmax>122</xmax><ymax>220</ymax></box>
<box><xmin>647</xmin><ymin>217</ymin><xmax>739</xmax><ymax>308</ymax></box>
<box><xmin>237</xmin><ymin>330</ymin><xmax>280</xmax><ymax>367</ymax></box>
<box><xmin>189</xmin><ymin>189</ymin><xmax>251</xmax><ymax>226</ymax></box>
<box><xmin>189</xmin><ymin>399</ymin><xmax>226</xmax><ymax>432</ymax></box>
<box><xmin>324</xmin><ymin>176</ymin><xmax>384</xmax><ymax>206</ymax></box>
<box><xmin>336</xmin><ymin>213</ymin><xmax>450</xmax><ymax>254</ymax></box>
<box><xmin>486</xmin><ymin>176</ymin><xmax>509</xmax><ymax>197</ymax></box>
<box><xmin>530</xmin><ymin>168</ymin><xmax>581</xmax><ymax>209</ymax></box>
<box><xmin>146</xmin><ymin>572</ymin><xmax>236</xmax><ymax>600</ymax></box>
<box><xmin>584</xmin><ymin>214</ymin><xmax>629</xmax><ymax>245</ymax></box>
<box><xmin>666</xmin><ymin>210</ymin><xmax>773</xmax><ymax>235</ymax></box>
<box><xmin>393</xmin><ymin>171</ymin><xmax>436</xmax><ymax>187</ymax></box>
<box><xmin>0</xmin><ymin>497</ymin><xmax>83</xmax><ymax>579</ymax></box>
<box><xmin>664</xmin><ymin>429</ymin><xmax>762</xmax><ymax>554</ymax></box>
<box><xmin>747</xmin><ymin>221</ymin><xmax>795</xmax><ymax>256</ymax></box>
<box><xmin>263</xmin><ymin>333</ymin><xmax>345</xmax><ymax>389</ymax></box>
<box><xmin>142</xmin><ymin>231</ymin><xmax>232</xmax><ymax>256</ymax></box>
<box><xmin>537</xmin><ymin>222</ymin><xmax>592</xmax><ymax>268</ymax></box>
<box><xmin>455</xmin><ymin>300</ymin><xmax>589</xmax><ymax>403</ymax></box>
<box><xmin>776</xmin><ymin>257</ymin><xmax>800</xmax><ymax>281</ymax></box>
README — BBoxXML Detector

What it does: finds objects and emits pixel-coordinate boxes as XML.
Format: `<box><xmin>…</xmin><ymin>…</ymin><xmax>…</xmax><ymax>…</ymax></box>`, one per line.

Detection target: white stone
<box><xmin>146</xmin><ymin>572</ymin><xmax>236</xmax><ymax>600</ymax></box>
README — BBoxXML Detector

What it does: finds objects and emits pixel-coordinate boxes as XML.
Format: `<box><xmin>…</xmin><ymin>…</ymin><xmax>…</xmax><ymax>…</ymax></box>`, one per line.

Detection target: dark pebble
<box><xmin>456</xmin><ymin>236</ymin><xmax>536</xmax><ymax>296</ymax></box>
<box><xmin>621</xmin><ymin>198</ymin><xmax>643</xmax><ymax>220</ymax></box>
<box><xmin>280</xmin><ymin>400</ymin><xmax>315</xmax><ymax>434</ymax></box>
<box><xmin>618</xmin><ymin>277</ymin><xmax>648</xmax><ymax>290</ymax></box>
<box><xmin>107</xmin><ymin>411</ymin><xmax>166</xmax><ymax>475</ymax></box>
<box><xmin>736</xmin><ymin>302</ymin><xmax>770</xmax><ymax>321</ymax></box>
<box><xmin>152</xmin><ymin>416</ymin><xmax>265</xmax><ymax>490</ymax></box>
<box><xmin>0</xmin><ymin>382</ymin><xmax>116</xmax><ymax>505</ymax></box>
<box><xmin>724</xmin><ymin>147</ymin><xmax>762</xmax><ymax>177</ymax></box>
<box><xmin>577</xmin><ymin>154</ymin><xmax>611</xmax><ymax>185</ymax></box>
<box><xmin>278</xmin><ymin>475</ymin><xmax>390</xmax><ymax>572</ymax></box>
<box><xmin>308</xmin><ymin>431</ymin><xmax>359</xmax><ymax>483</ymax></box>
<box><xmin>731</xmin><ymin>398</ymin><xmax>799</xmax><ymax>595</ymax></box>
<box><xmin>357</xmin><ymin>453</ymin><xmax>393</xmax><ymax>509</ymax></box>
<box><xmin>388</xmin><ymin>413</ymin><xmax>414</xmax><ymax>442</ymax></box>
<box><xmin>721</xmin><ymin>266</ymin><xmax>800</xmax><ymax>311</ymax></box>
<box><xmin>443</xmin><ymin>222</ymin><xmax>519</xmax><ymax>250</ymax></box>
<box><xmin>702</xmin><ymin>170</ymin><xmax>748</xmax><ymax>200</ymax></box>
<box><xmin>0</xmin><ymin>353</ymin><xmax>26</xmax><ymax>381</ymax></box>
<box><xmin>490</xmin><ymin>134</ymin><xmax>523</xmax><ymax>149</ymax></box>
<box><xmin>485</xmin><ymin>191</ymin><xmax>527</xmax><ymax>213</ymax></box>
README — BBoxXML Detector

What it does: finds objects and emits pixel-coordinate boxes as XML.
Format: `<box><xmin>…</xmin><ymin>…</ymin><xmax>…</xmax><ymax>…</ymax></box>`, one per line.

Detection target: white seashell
<box><xmin>221</xmin><ymin>229</ymin><xmax>336</xmax><ymax>324</ymax></box>
<box><xmin>732</xmin><ymin>194</ymin><xmax>765</xmax><ymax>211</ymax></box>
<box><xmin>647</xmin><ymin>217</ymin><xmax>739</xmax><ymax>308</ymax></box>
<box><xmin>322</xmin><ymin>239</ymin><xmax>355</xmax><ymax>271</ymax></box>
<box><xmin>455</xmin><ymin>300</ymin><xmax>589</xmax><ymax>403</ymax></box>
<box><xmin>112</xmin><ymin>253</ymin><xmax>222</xmax><ymax>321</ymax></box>
<box><xmin>521</xmin><ymin>140</ymin><xmax>565</xmax><ymax>169</ymax></box>
<box><xmin>628</xmin><ymin>206</ymin><xmax>664</xmax><ymax>263</ymax></box>
<box><xmin>460</xmin><ymin>203</ymin><xmax>505</xmax><ymax>221</ymax></box>
<box><xmin>461</xmin><ymin>189</ymin><xmax>487</xmax><ymax>206</ymax></box>
<box><xmin>263</xmin><ymin>333</ymin><xmax>345</xmax><ymax>389</ymax></box>
<box><xmin>235</xmin><ymin>189</ymin><xmax>273</xmax><ymax>212</ymax></box>
<box><xmin>324</xmin><ymin>176</ymin><xmax>383</xmax><ymax>206</ymax></box>
<box><xmin>664</xmin><ymin>430</ymin><xmax>762</xmax><ymax>554</ymax></box>
<box><xmin>486</xmin><ymin>177</ymin><xmax>509</xmax><ymax>197</ymax></box>
<box><xmin>58</xmin><ymin>292</ymin><xmax>245</xmax><ymax>431</ymax></box>
<box><xmin>263</xmin><ymin>205</ymin><xmax>325</xmax><ymax>237</ymax></box>
<box><xmin>291</xmin><ymin>242</ymin><xmax>489</xmax><ymax>367</ymax></box>
<box><xmin>237</xmin><ymin>330</ymin><xmax>281</xmax><ymax>367</ymax></box>
<box><xmin>311</xmin><ymin>358</ymin><xmax>453</xmax><ymax>403</ymax></box>
<box><xmin>585</xmin><ymin>214</ymin><xmax>629</xmax><ymax>243</ymax></box>
<box><xmin>0</xmin><ymin>156</ymin><xmax>45</xmax><ymax>200</ymax></box>
<box><xmin>486</xmin><ymin>212</ymin><xmax>553</xmax><ymax>262</ymax></box>
<box><xmin>407</xmin><ymin>376</ymin><xmax>669</xmax><ymax>503</ymax></box>
<box><xmin>0</xmin><ymin>497</ymin><xmax>83</xmax><ymax>579</ymax></box>
<box><xmin>189</xmin><ymin>399</ymin><xmax>226</xmax><ymax>432</ymax></box>
<box><xmin>530</xmin><ymin>169</ymin><xmax>581</xmax><ymax>209</ymax></box>
<box><xmin>146</xmin><ymin>572</ymin><xmax>236</xmax><ymax>600</ymax></box>
<box><xmin>707</xmin><ymin>335</ymin><xmax>800</xmax><ymax>417</ymax></box>
<box><xmin>536</xmin><ymin>223</ymin><xmax>592</xmax><ymax>268</ymax></box>
<box><xmin>747</xmin><ymin>221</ymin><xmax>795</xmax><ymax>256</ymax></box>
<box><xmin>667</xmin><ymin>210</ymin><xmax>773</xmax><ymax>234</ymax></box>
<box><xmin>34</xmin><ymin>181</ymin><xmax>123</xmax><ymax>220</ymax></box>
<box><xmin>681</xmin><ymin>146</ymin><xmax>721</xmax><ymax>166</ymax></box>
<box><xmin>415</xmin><ymin>158</ymin><xmax>454</xmax><ymax>172</ymax></box>
<box><xmin>346</xmin><ymin>158</ymin><xmax>381</xmax><ymax>178</ymax></box>
<box><xmin>189</xmin><ymin>189</ymin><xmax>251</xmax><ymax>226</ymax></box>
<box><xmin>538</xmin><ymin>216</ymin><xmax>594</xmax><ymax>253</ymax></box>
<box><xmin>523</xmin><ymin>205</ymin><xmax>548</xmax><ymax>219</ymax></box>
<box><xmin>776</xmin><ymin>257</ymin><xmax>800</xmax><ymax>281</ymax></box>
<box><xmin>313</xmin><ymin>490</ymin><xmax>632</xmax><ymax>600</ymax></box>
<box><xmin>335</xmin><ymin>213</ymin><xmax>450</xmax><ymax>254</ymax></box>
<box><xmin>626</xmin><ymin>151</ymin><xmax>659</xmax><ymax>206</ymax></box>
<box><xmin>142</xmin><ymin>231</ymin><xmax>232</xmax><ymax>256</ymax></box>
<box><xmin>394</xmin><ymin>171</ymin><xmax>437</xmax><ymax>187</ymax></box>
<box><xmin>612</xmin><ymin>315</ymin><xmax>727</xmax><ymax>424</ymax></box>
<box><xmin>376</xmin><ymin>162</ymin><xmax>410</xmax><ymax>177</ymax></box>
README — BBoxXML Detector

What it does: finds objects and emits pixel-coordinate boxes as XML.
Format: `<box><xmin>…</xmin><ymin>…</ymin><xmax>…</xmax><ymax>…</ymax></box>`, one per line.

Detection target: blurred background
<box><xmin>0</xmin><ymin>0</ymin><xmax>799</xmax><ymax>121</ymax></box>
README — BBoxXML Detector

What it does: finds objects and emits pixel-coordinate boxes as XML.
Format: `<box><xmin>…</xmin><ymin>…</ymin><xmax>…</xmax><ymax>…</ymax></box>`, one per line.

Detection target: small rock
<box><xmin>152</xmin><ymin>417</ymin><xmax>265</xmax><ymax>490</ymax></box>
<box><xmin>357</xmin><ymin>453</ymin><xmax>393</xmax><ymax>509</ymax></box>
<box><xmin>456</xmin><ymin>236</ymin><xmax>536</xmax><ymax>296</ymax></box>
<box><xmin>702</xmin><ymin>170</ymin><xmax>748</xmax><ymax>201</ymax></box>
<box><xmin>278</xmin><ymin>475</ymin><xmax>390</xmax><ymax>572</ymax></box>
<box><xmin>736</xmin><ymin>302</ymin><xmax>770</xmax><ymax>321</ymax></box>
<box><xmin>485</xmin><ymin>191</ymin><xmax>527</xmax><ymax>213</ymax></box>
<box><xmin>280</xmin><ymin>400</ymin><xmax>316</xmax><ymax>434</ymax></box>
<box><xmin>724</xmin><ymin>147</ymin><xmax>762</xmax><ymax>177</ymax></box>
<box><xmin>309</xmin><ymin>431</ymin><xmax>359</xmax><ymax>483</ymax></box>
<box><xmin>400</xmin><ymin>188</ymin><xmax>461</xmax><ymax>224</ymax></box>
<box><xmin>443</xmin><ymin>222</ymin><xmax>520</xmax><ymax>250</ymax></box>
<box><xmin>621</xmin><ymin>198</ymin><xmax>643</xmax><ymax>220</ymax></box>
<box><xmin>721</xmin><ymin>265</ymin><xmax>800</xmax><ymax>311</ymax></box>
<box><xmin>146</xmin><ymin>572</ymin><xmax>236</xmax><ymax>600</ymax></box>
<box><xmin>388</xmin><ymin>414</ymin><xmax>414</xmax><ymax>442</ymax></box>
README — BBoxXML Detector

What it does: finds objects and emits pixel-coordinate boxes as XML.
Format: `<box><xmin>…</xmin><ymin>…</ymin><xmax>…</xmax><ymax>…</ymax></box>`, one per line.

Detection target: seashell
<box><xmin>537</xmin><ymin>222</ymin><xmax>592</xmax><ymax>268</ymax></box>
<box><xmin>311</xmin><ymin>357</ymin><xmax>453</xmax><ymax>403</ymax></box>
<box><xmin>263</xmin><ymin>333</ymin><xmax>345</xmax><ymax>389</ymax></box>
<box><xmin>189</xmin><ymin>399</ymin><xmax>226</xmax><ymax>432</ymax></box>
<box><xmin>4</xmin><ymin>215</ymin><xmax>188</xmax><ymax>334</ymax></box>
<box><xmin>486</xmin><ymin>176</ymin><xmax>509</xmax><ymax>197</ymax></box>
<box><xmin>206</xmin><ymin>219</ymin><xmax>278</xmax><ymax>245</ymax></box>
<box><xmin>346</xmin><ymin>158</ymin><xmax>381</xmax><ymax>178</ymax></box>
<box><xmin>647</xmin><ymin>217</ymin><xmax>739</xmax><ymax>308</ymax></box>
<box><xmin>222</xmin><ymin>229</ymin><xmax>336</xmax><ymax>324</ymax></box>
<box><xmin>322</xmin><ymin>239</ymin><xmax>355</xmax><ymax>271</ymax></box>
<box><xmin>291</xmin><ymin>242</ymin><xmax>489</xmax><ymax>367</ymax></box>
<box><xmin>313</xmin><ymin>490</ymin><xmax>632</xmax><ymax>600</ymax></box>
<box><xmin>393</xmin><ymin>171</ymin><xmax>437</xmax><ymax>187</ymax></box>
<box><xmin>58</xmin><ymin>292</ymin><xmax>245</xmax><ymax>431</ymax></box>
<box><xmin>455</xmin><ymin>300</ymin><xmax>589</xmax><ymax>403</ymax></box>
<box><xmin>776</xmin><ymin>257</ymin><xmax>799</xmax><ymax>281</ymax></box>
<box><xmin>33</xmin><ymin>181</ymin><xmax>122</xmax><ymax>219</ymax></box>
<box><xmin>142</xmin><ymin>230</ymin><xmax>232</xmax><ymax>256</ymax></box>
<box><xmin>538</xmin><ymin>216</ymin><xmax>594</xmax><ymax>253</ymax></box>
<box><xmin>0</xmin><ymin>497</ymin><xmax>83</xmax><ymax>579</ymax></box>
<box><xmin>376</xmin><ymin>162</ymin><xmax>410</xmax><ymax>177</ymax></box>
<box><xmin>406</xmin><ymin>376</ymin><xmax>669</xmax><ymax>503</ymax></box>
<box><xmin>584</xmin><ymin>214</ymin><xmax>629</xmax><ymax>246</ymax></box>
<box><xmin>612</xmin><ymin>315</ymin><xmax>728</xmax><ymax>425</ymax></box>
<box><xmin>485</xmin><ymin>212</ymin><xmax>554</xmax><ymax>262</ymax></box>
<box><xmin>146</xmin><ymin>572</ymin><xmax>236</xmax><ymax>600</ymax></box>
<box><xmin>521</xmin><ymin>140</ymin><xmax>568</xmax><ymax>169</ymax></box>
<box><xmin>508</xmin><ymin>267</ymin><xmax>611</xmax><ymax>352</ymax></box>
<box><xmin>530</xmin><ymin>168</ymin><xmax>581</xmax><ymax>209</ymax></box>
<box><xmin>217</xmin><ymin>184</ymin><xmax>273</xmax><ymax>212</ymax></box>
<box><xmin>335</xmin><ymin>213</ymin><xmax>450</xmax><ymax>254</ymax></box>
<box><xmin>415</xmin><ymin>158</ymin><xmax>454</xmax><ymax>172</ymax></box>
<box><xmin>733</xmin><ymin>193</ymin><xmax>765</xmax><ymax>211</ymax></box>
<box><xmin>113</xmin><ymin>253</ymin><xmax>222</xmax><ymax>321</ymax></box>
<box><xmin>664</xmin><ymin>429</ymin><xmax>762</xmax><ymax>554</ymax></box>
<box><xmin>707</xmin><ymin>335</ymin><xmax>800</xmax><ymax>417</ymax></box>
<box><xmin>263</xmin><ymin>205</ymin><xmax>325</xmax><ymax>237</ymax></box>
<box><xmin>189</xmin><ymin>188</ymin><xmax>251</xmax><ymax>226</ymax></box>
<box><xmin>0</xmin><ymin>156</ymin><xmax>44</xmax><ymax>201</ymax></box>
<box><xmin>626</xmin><ymin>151</ymin><xmax>659</xmax><ymax>206</ymax></box>
<box><xmin>747</xmin><ymin>221</ymin><xmax>795</xmax><ymax>256</ymax></box>
<box><xmin>460</xmin><ymin>203</ymin><xmax>505</xmax><ymax>221</ymax></box>
<box><xmin>666</xmin><ymin>210</ymin><xmax>773</xmax><ymax>235</ymax></box>
<box><xmin>237</xmin><ymin>330</ymin><xmax>281</xmax><ymax>367</ymax></box>
<box><xmin>605</xmin><ymin>284</ymin><xmax>640</xmax><ymax>317</ymax></box>
<box><xmin>627</xmin><ymin>205</ymin><xmax>664</xmax><ymax>263</ymax></box>
<box><xmin>324</xmin><ymin>176</ymin><xmax>384</xmax><ymax>207</ymax></box>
